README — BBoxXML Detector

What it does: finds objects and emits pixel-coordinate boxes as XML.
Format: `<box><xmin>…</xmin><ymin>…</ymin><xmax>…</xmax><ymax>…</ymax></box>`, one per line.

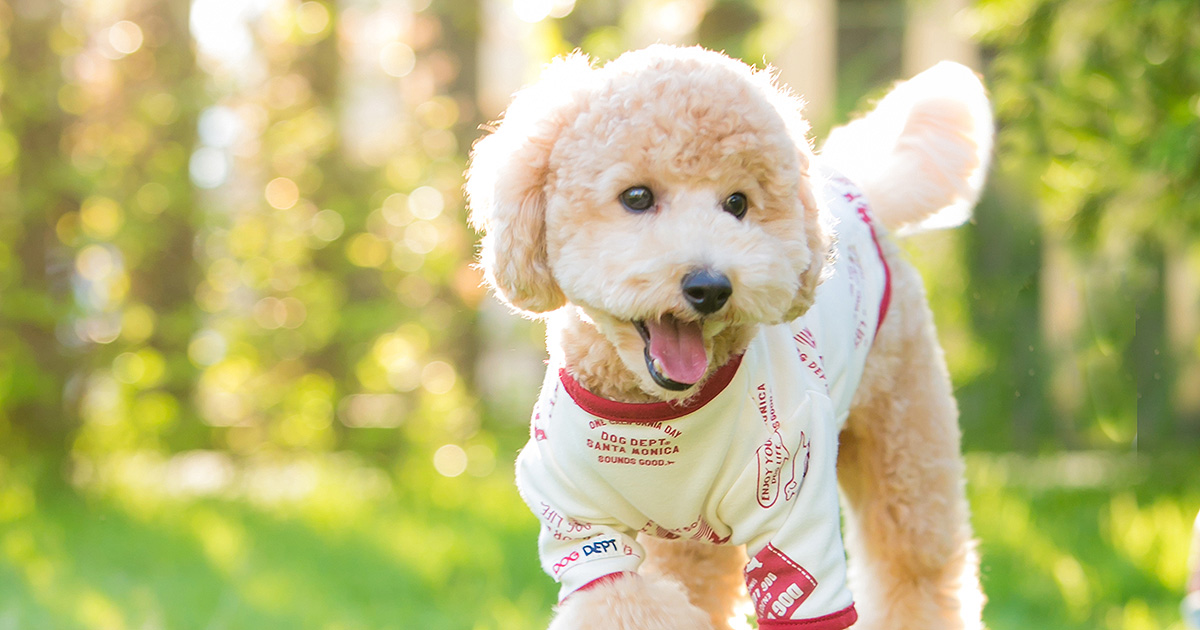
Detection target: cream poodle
<box><xmin>466</xmin><ymin>45</ymin><xmax>993</xmax><ymax>630</ymax></box>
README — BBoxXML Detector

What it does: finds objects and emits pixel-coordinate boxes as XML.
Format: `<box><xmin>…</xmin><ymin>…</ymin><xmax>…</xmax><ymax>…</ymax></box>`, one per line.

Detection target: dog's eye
<box><xmin>619</xmin><ymin>186</ymin><xmax>655</xmax><ymax>212</ymax></box>
<box><xmin>722</xmin><ymin>192</ymin><xmax>748</xmax><ymax>219</ymax></box>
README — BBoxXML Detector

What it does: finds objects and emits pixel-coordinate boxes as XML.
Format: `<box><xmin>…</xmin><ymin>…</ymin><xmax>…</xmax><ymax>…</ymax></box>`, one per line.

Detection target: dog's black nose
<box><xmin>681</xmin><ymin>269</ymin><xmax>732</xmax><ymax>315</ymax></box>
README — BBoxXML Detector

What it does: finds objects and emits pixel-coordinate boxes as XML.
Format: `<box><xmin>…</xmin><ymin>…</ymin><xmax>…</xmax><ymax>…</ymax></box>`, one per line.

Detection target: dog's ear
<box><xmin>750</xmin><ymin>68</ymin><xmax>832</xmax><ymax>321</ymax></box>
<box><xmin>465</xmin><ymin>53</ymin><xmax>595</xmax><ymax>316</ymax></box>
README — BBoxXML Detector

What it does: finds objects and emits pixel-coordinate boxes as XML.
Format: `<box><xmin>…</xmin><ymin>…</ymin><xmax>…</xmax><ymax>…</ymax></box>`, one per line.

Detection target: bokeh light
<box><xmin>407</xmin><ymin>185</ymin><xmax>443</xmax><ymax>220</ymax></box>
<box><xmin>79</xmin><ymin>197</ymin><xmax>123</xmax><ymax>240</ymax></box>
<box><xmin>296</xmin><ymin>1</ymin><xmax>330</xmax><ymax>35</ymax></box>
<box><xmin>189</xmin><ymin>147</ymin><xmax>228</xmax><ymax>188</ymax></box>
<box><xmin>188</xmin><ymin>329</ymin><xmax>228</xmax><ymax>367</ymax></box>
<box><xmin>264</xmin><ymin>177</ymin><xmax>300</xmax><ymax>210</ymax></box>
<box><xmin>432</xmin><ymin>443</ymin><xmax>467</xmax><ymax>477</ymax></box>
<box><xmin>380</xmin><ymin>42</ymin><xmax>416</xmax><ymax>78</ymax></box>
<box><xmin>107</xmin><ymin>20</ymin><xmax>144</xmax><ymax>57</ymax></box>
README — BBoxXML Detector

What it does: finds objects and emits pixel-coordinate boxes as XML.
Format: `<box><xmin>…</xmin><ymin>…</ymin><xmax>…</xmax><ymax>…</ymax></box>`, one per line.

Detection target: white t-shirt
<box><xmin>515</xmin><ymin>167</ymin><xmax>890</xmax><ymax>630</ymax></box>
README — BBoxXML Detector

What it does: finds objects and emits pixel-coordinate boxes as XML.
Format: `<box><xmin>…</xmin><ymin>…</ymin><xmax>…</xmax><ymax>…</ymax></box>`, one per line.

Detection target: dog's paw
<box><xmin>548</xmin><ymin>573</ymin><xmax>714</xmax><ymax>630</ymax></box>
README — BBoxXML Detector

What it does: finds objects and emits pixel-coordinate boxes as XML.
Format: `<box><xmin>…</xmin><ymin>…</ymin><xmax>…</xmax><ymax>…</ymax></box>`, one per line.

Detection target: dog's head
<box><xmin>467</xmin><ymin>46</ymin><xmax>829</xmax><ymax>397</ymax></box>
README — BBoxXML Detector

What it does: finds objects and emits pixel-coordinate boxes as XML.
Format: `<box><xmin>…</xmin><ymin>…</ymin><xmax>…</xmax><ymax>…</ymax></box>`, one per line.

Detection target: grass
<box><xmin>0</xmin><ymin>449</ymin><xmax>1194</xmax><ymax>629</ymax></box>
<box><xmin>968</xmin><ymin>451</ymin><xmax>1197</xmax><ymax>630</ymax></box>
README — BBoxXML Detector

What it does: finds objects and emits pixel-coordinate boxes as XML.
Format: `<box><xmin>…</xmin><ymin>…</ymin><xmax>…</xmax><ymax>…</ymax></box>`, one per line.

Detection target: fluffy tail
<box><xmin>819</xmin><ymin>61</ymin><xmax>994</xmax><ymax>234</ymax></box>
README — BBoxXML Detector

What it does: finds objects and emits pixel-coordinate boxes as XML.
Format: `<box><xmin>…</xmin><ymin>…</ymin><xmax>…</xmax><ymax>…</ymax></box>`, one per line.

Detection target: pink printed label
<box><xmin>552</xmin><ymin>550</ymin><xmax>580</xmax><ymax>575</ymax></box>
<box><xmin>744</xmin><ymin>544</ymin><xmax>819</xmax><ymax>620</ymax></box>
<box><xmin>793</xmin><ymin>327</ymin><xmax>817</xmax><ymax>349</ymax></box>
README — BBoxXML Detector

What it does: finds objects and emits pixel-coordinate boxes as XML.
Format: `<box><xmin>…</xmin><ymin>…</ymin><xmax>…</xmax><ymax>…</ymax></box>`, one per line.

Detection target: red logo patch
<box><xmin>744</xmin><ymin>544</ymin><xmax>819</xmax><ymax>620</ymax></box>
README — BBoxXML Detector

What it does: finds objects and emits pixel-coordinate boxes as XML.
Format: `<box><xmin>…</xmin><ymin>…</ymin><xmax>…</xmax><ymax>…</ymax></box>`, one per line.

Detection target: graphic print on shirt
<box><xmin>744</xmin><ymin>544</ymin><xmax>820</xmax><ymax>620</ymax></box>
<box><xmin>531</xmin><ymin>381</ymin><xmax>558</xmax><ymax>442</ymax></box>
<box><xmin>754</xmin><ymin>384</ymin><xmax>808</xmax><ymax>508</ymax></box>
<box><xmin>642</xmin><ymin>515</ymin><xmax>731</xmax><ymax>544</ymax></box>
<box><xmin>550</xmin><ymin>536</ymin><xmax>628</xmax><ymax>575</ymax></box>
<box><xmin>584</xmin><ymin>417</ymin><xmax>684</xmax><ymax>468</ymax></box>
<box><xmin>832</xmin><ymin>169</ymin><xmax>892</xmax><ymax>332</ymax></box>
<box><xmin>792</xmin><ymin>326</ymin><xmax>828</xmax><ymax>390</ymax></box>
<box><xmin>539</xmin><ymin>501</ymin><xmax>597</xmax><ymax>541</ymax></box>
<box><xmin>843</xmin><ymin>245</ymin><xmax>870</xmax><ymax>349</ymax></box>
<box><xmin>756</xmin><ymin>429</ymin><xmax>796</xmax><ymax>508</ymax></box>
<box><xmin>538</xmin><ymin>498</ymin><xmax>641</xmax><ymax>578</ymax></box>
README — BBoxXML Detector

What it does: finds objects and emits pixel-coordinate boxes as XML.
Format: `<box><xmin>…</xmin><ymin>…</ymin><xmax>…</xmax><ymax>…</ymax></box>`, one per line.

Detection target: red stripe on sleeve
<box><xmin>856</xmin><ymin>206</ymin><xmax>892</xmax><ymax>329</ymax></box>
<box><xmin>559</xmin><ymin>571</ymin><xmax>633</xmax><ymax>604</ymax></box>
<box><xmin>757</xmin><ymin>603</ymin><xmax>858</xmax><ymax>630</ymax></box>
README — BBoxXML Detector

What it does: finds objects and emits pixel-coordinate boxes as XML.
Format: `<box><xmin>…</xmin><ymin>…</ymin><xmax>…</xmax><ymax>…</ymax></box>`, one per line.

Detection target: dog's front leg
<box><xmin>549</xmin><ymin>572</ymin><xmax>714</xmax><ymax>630</ymax></box>
<box><xmin>837</xmin><ymin>257</ymin><xmax>983</xmax><ymax>630</ymax></box>
<box><xmin>639</xmin><ymin>536</ymin><xmax>747</xmax><ymax>630</ymax></box>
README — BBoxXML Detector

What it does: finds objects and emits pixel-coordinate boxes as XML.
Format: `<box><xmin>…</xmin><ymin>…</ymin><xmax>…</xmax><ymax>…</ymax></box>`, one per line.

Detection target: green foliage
<box><xmin>978</xmin><ymin>0</ymin><xmax>1200</xmax><ymax>246</ymax></box>
<box><xmin>0</xmin><ymin>0</ymin><xmax>487</xmax><ymax>468</ymax></box>
<box><xmin>975</xmin><ymin>0</ymin><xmax>1198</xmax><ymax>444</ymax></box>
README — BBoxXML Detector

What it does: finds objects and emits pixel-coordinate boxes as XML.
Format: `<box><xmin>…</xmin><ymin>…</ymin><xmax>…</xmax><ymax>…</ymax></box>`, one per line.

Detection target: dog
<box><xmin>466</xmin><ymin>45</ymin><xmax>993</xmax><ymax>630</ymax></box>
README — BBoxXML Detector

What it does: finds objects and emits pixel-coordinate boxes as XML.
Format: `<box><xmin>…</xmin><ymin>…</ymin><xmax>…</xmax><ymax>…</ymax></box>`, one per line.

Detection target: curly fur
<box><xmin>466</xmin><ymin>45</ymin><xmax>993</xmax><ymax>630</ymax></box>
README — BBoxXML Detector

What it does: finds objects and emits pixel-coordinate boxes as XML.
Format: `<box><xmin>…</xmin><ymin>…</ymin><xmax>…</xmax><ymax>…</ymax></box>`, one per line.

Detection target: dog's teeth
<box><xmin>651</xmin><ymin>358</ymin><xmax>662</xmax><ymax>373</ymax></box>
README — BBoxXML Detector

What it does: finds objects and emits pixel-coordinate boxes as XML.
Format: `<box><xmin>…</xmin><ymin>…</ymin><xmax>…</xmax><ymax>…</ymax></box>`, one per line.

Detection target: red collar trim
<box><xmin>558</xmin><ymin>354</ymin><xmax>744</xmax><ymax>423</ymax></box>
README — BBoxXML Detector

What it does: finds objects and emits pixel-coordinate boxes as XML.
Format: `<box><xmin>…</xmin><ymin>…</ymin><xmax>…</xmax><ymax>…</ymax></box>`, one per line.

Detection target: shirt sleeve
<box><xmin>740</xmin><ymin>407</ymin><xmax>857</xmax><ymax>629</ymax></box>
<box><xmin>515</xmin><ymin>439</ymin><xmax>645</xmax><ymax>602</ymax></box>
<box><xmin>743</xmin><ymin>542</ymin><xmax>857</xmax><ymax>630</ymax></box>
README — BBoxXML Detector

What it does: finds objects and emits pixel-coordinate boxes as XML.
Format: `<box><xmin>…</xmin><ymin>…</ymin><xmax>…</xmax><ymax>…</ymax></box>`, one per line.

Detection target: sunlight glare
<box><xmin>190</xmin><ymin>0</ymin><xmax>269</xmax><ymax>64</ymax></box>
<box><xmin>514</xmin><ymin>0</ymin><xmax>551</xmax><ymax>23</ymax></box>
<box><xmin>549</xmin><ymin>0</ymin><xmax>576</xmax><ymax>19</ymax></box>
<box><xmin>189</xmin><ymin>147</ymin><xmax>229</xmax><ymax>189</ymax></box>
<box><xmin>198</xmin><ymin>106</ymin><xmax>243</xmax><ymax>149</ymax></box>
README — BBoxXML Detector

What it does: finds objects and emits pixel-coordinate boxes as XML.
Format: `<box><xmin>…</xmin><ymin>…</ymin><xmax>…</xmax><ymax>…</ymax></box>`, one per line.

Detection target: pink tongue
<box><xmin>646</xmin><ymin>315</ymin><xmax>708</xmax><ymax>384</ymax></box>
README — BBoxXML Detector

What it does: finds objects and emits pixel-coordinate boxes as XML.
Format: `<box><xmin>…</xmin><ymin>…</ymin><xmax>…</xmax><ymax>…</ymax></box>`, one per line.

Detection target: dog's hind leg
<box><xmin>836</xmin><ymin>253</ymin><xmax>983</xmax><ymax>630</ymax></box>
<box><xmin>638</xmin><ymin>536</ymin><xmax>748</xmax><ymax>630</ymax></box>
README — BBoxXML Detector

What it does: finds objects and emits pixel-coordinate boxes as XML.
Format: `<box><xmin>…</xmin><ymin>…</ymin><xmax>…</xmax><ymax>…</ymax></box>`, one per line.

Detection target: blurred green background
<box><xmin>0</xmin><ymin>0</ymin><xmax>1196</xmax><ymax>628</ymax></box>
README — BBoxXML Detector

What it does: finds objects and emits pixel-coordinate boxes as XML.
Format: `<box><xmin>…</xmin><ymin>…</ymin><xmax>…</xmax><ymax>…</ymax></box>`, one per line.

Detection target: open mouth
<box><xmin>634</xmin><ymin>315</ymin><xmax>709</xmax><ymax>391</ymax></box>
